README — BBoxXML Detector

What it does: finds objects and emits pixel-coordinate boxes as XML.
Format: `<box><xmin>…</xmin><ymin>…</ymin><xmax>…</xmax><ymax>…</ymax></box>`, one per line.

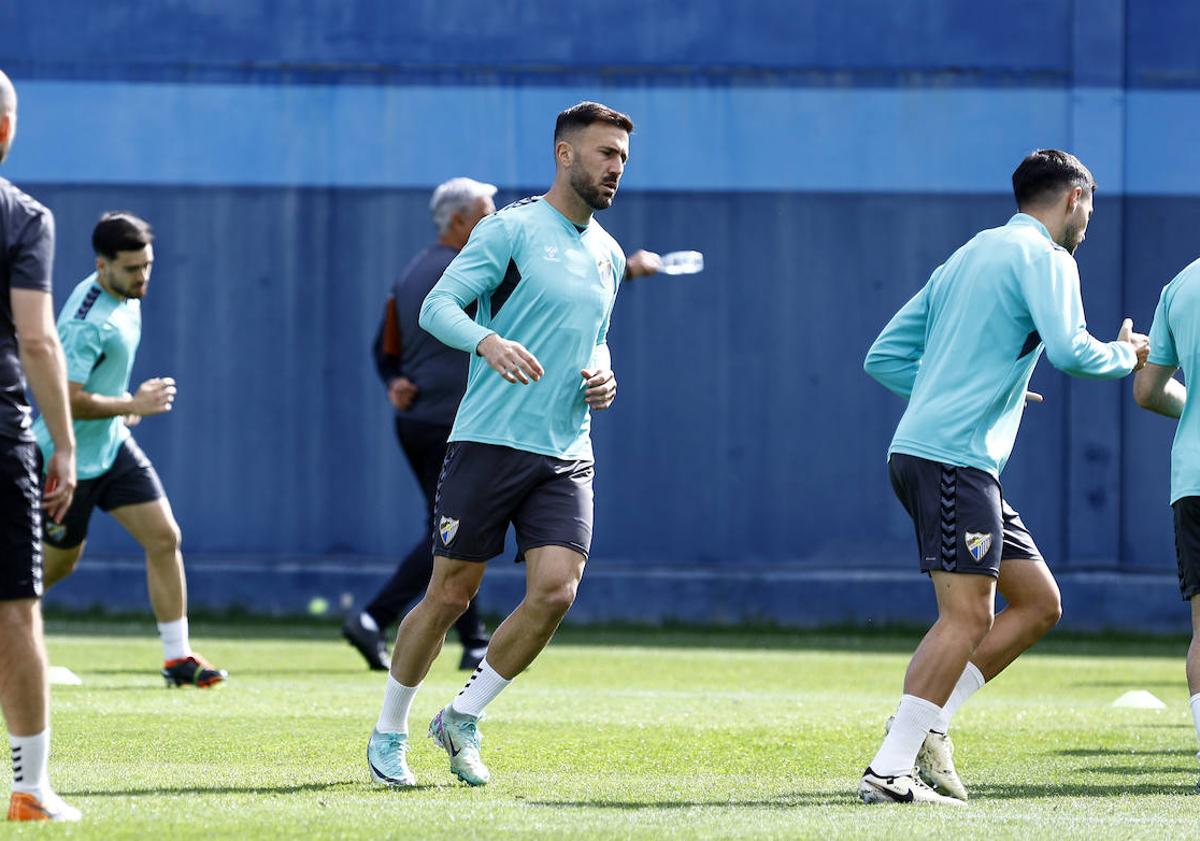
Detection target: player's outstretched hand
<box><xmin>581</xmin><ymin>368</ymin><xmax>617</xmax><ymax>410</ymax></box>
<box><xmin>625</xmin><ymin>250</ymin><xmax>662</xmax><ymax>280</ymax></box>
<box><xmin>1117</xmin><ymin>318</ymin><xmax>1150</xmax><ymax>371</ymax></box>
<box><xmin>477</xmin><ymin>334</ymin><xmax>543</xmax><ymax>384</ymax></box>
<box><xmin>132</xmin><ymin>376</ymin><xmax>177</xmax><ymax>416</ymax></box>
<box><xmin>388</xmin><ymin>376</ymin><xmax>419</xmax><ymax>411</ymax></box>
<box><xmin>42</xmin><ymin>448</ymin><xmax>76</xmax><ymax>524</ymax></box>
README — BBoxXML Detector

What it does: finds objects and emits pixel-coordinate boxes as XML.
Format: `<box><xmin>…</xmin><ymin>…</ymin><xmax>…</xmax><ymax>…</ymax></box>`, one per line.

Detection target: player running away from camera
<box><xmin>0</xmin><ymin>68</ymin><xmax>81</xmax><ymax>823</ymax></box>
<box><xmin>32</xmin><ymin>213</ymin><xmax>226</xmax><ymax>689</ymax></box>
<box><xmin>1132</xmin><ymin>257</ymin><xmax>1200</xmax><ymax>790</ymax></box>
<box><xmin>859</xmin><ymin>150</ymin><xmax>1149</xmax><ymax>805</ymax></box>
<box><xmin>367</xmin><ymin>101</ymin><xmax>631</xmax><ymax>788</ymax></box>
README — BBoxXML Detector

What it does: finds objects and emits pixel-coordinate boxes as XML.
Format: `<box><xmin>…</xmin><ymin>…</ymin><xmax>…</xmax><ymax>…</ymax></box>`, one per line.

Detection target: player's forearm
<box><xmin>1042</xmin><ymin>331</ymin><xmax>1136</xmax><ymax>380</ymax></box>
<box><xmin>863</xmin><ymin>357</ymin><xmax>918</xmax><ymax>397</ymax></box>
<box><xmin>20</xmin><ymin>336</ymin><xmax>75</xmax><ymax>451</ymax></box>
<box><xmin>1135</xmin><ymin>378</ymin><xmax>1186</xmax><ymax>419</ymax></box>
<box><xmin>863</xmin><ymin>339</ymin><xmax>919</xmax><ymax>397</ymax></box>
<box><xmin>864</xmin><ymin>289</ymin><xmax>927</xmax><ymax>397</ymax></box>
<box><xmin>419</xmin><ymin>290</ymin><xmax>494</xmax><ymax>354</ymax></box>
<box><xmin>70</xmin><ymin>390</ymin><xmax>136</xmax><ymax>420</ymax></box>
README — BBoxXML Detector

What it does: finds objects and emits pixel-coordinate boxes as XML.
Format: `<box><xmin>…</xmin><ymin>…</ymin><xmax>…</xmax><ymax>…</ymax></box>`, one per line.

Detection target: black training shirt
<box><xmin>0</xmin><ymin>177</ymin><xmax>55</xmax><ymax>442</ymax></box>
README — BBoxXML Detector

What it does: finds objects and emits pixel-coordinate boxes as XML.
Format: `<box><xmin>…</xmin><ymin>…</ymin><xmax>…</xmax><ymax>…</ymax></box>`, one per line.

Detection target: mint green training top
<box><xmin>419</xmin><ymin>197</ymin><xmax>625</xmax><ymax>461</ymax></box>
<box><xmin>865</xmin><ymin>213</ymin><xmax>1136</xmax><ymax>478</ymax></box>
<box><xmin>33</xmin><ymin>274</ymin><xmax>140</xmax><ymax>478</ymax></box>
<box><xmin>1147</xmin><ymin>258</ymin><xmax>1200</xmax><ymax>504</ymax></box>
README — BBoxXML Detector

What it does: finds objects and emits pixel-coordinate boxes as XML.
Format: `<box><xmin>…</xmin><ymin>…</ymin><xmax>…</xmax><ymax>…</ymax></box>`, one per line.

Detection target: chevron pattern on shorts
<box><xmin>939</xmin><ymin>466</ymin><xmax>957</xmax><ymax>571</ymax></box>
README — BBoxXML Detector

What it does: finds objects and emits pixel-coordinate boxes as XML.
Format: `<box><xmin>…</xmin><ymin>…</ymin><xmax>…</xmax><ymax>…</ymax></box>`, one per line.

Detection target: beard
<box><xmin>102</xmin><ymin>271</ymin><xmax>146</xmax><ymax>299</ymax></box>
<box><xmin>1062</xmin><ymin>223</ymin><xmax>1085</xmax><ymax>255</ymax></box>
<box><xmin>570</xmin><ymin>168</ymin><xmax>616</xmax><ymax>211</ymax></box>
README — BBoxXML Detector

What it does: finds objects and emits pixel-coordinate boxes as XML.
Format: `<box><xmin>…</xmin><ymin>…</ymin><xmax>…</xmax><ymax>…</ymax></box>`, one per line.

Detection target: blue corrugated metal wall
<box><xmin>2</xmin><ymin>1</ymin><xmax>1199</xmax><ymax>623</ymax></box>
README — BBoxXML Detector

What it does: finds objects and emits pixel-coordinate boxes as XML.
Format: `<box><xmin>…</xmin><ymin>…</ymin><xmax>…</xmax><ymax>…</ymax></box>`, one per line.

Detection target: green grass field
<box><xmin>10</xmin><ymin>618</ymin><xmax>1200</xmax><ymax>838</ymax></box>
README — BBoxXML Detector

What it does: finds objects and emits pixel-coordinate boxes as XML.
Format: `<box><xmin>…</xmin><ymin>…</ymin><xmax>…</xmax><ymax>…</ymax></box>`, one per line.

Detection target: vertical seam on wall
<box><xmin>1118</xmin><ymin>0</ymin><xmax>1129</xmax><ymax>569</ymax></box>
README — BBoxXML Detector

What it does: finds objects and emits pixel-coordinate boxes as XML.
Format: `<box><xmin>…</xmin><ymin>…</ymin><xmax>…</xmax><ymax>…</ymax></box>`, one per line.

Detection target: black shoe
<box><xmin>342</xmin><ymin>614</ymin><xmax>389</xmax><ymax>671</ymax></box>
<box><xmin>162</xmin><ymin>654</ymin><xmax>228</xmax><ymax>688</ymax></box>
<box><xmin>458</xmin><ymin>644</ymin><xmax>488</xmax><ymax>671</ymax></box>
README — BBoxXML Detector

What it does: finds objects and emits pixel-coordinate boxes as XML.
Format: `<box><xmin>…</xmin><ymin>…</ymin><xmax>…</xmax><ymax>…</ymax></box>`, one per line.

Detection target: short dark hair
<box><xmin>1011</xmin><ymin>149</ymin><xmax>1096</xmax><ymax>209</ymax></box>
<box><xmin>554</xmin><ymin>101</ymin><xmax>634</xmax><ymax>143</ymax></box>
<box><xmin>92</xmin><ymin>212</ymin><xmax>153</xmax><ymax>258</ymax></box>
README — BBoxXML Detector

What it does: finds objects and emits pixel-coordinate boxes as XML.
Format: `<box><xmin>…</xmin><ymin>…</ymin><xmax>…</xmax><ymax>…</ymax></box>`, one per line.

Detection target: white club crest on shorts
<box><xmin>965</xmin><ymin>531</ymin><xmax>993</xmax><ymax>562</ymax></box>
<box><xmin>438</xmin><ymin>516</ymin><xmax>460</xmax><ymax>546</ymax></box>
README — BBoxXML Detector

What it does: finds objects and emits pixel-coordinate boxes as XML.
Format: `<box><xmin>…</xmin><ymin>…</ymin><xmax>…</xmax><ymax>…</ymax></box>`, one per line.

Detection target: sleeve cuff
<box><xmin>1116</xmin><ymin>341</ymin><xmax>1138</xmax><ymax>370</ymax></box>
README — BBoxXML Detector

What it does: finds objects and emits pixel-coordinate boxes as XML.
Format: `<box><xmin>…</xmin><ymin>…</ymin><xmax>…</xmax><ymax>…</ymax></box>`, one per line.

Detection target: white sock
<box><xmin>9</xmin><ymin>730</ymin><xmax>50</xmax><ymax>797</ymax></box>
<box><xmin>359</xmin><ymin>612</ymin><xmax>379</xmax><ymax>633</ymax></box>
<box><xmin>871</xmin><ymin>694</ymin><xmax>943</xmax><ymax>777</ymax></box>
<box><xmin>450</xmin><ymin>658</ymin><xmax>511</xmax><ymax>718</ymax></box>
<box><xmin>1190</xmin><ymin>693</ymin><xmax>1200</xmax><ymax>754</ymax></box>
<box><xmin>157</xmin><ymin>617</ymin><xmax>191</xmax><ymax>661</ymax></box>
<box><xmin>936</xmin><ymin>661</ymin><xmax>985</xmax><ymax>732</ymax></box>
<box><xmin>376</xmin><ymin>676</ymin><xmax>420</xmax><ymax>735</ymax></box>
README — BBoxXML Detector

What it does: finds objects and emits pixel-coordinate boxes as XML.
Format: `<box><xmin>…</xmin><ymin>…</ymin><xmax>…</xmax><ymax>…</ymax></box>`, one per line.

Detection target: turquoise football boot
<box><xmin>428</xmin><ymin>706</ymin><xmax>490</xmax><ymax>786</ymax></box>
<box><xmin>367</xmin><ymin>728</ymin><xmax>416</xmax><ymax>787</ymax></box>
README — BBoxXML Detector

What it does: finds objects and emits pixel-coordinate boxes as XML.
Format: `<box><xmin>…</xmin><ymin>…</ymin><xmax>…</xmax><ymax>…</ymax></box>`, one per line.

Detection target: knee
<box><xmin>425</xmin><ymin>581</ymin><xmax>473</xmax><ymax>617</ymax></box>
<box><xmin>949</xmin><ymin>601</ymin><xmax>995</xmax><ymax>645</ymax></box>
<box><xmin>528</xmin><ymin>579</ymin><xmax>579</xmax><ymax>618</ymax></box>
<box><xmin>43</xmin><ymin>547</ymin><xmax>83</xmax><ymax>584</ymax></box>
<box><xmin>51</xmin><ymin>552</ymin><xmax>81</xmax><ymax>577</ymax></box>
<box><xmin>143</xmin><ymin>524</ymin><xmax>182</xmax><ymax>558</ymax></box>
<box><xmin>1032</xmin><ymin>591</ymin><xmax>1063</xmax><ymax>634</ymax></box>
<box><xmin>1008</xmin><ymin>583</ymin><xmax>1063</xmax><ymax>634</ymax></box>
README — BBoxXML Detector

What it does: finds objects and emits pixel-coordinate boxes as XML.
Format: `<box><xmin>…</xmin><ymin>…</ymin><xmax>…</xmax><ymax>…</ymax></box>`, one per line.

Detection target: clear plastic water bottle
<box><xmin>659</xmin><ymin>250</ymin><xmax>704</xmax><ymax>275</ymax></box>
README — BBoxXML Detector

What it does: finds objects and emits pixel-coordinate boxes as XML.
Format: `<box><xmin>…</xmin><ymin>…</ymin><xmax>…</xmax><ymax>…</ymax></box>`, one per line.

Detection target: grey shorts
<box><xmin>888</xmin><ymin>453</ymin><xmax>1042</xmax><ymax>578</ymax></box>
<box><xmin>432</xmin><ymin>441</ymin><xmax>594</xmax><ymax>563</ymax></box>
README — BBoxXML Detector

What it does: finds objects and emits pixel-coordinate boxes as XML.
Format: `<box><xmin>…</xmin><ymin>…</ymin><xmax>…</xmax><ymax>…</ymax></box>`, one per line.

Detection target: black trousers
<box><xmin>364</xmin><ymin>416</ymin><xmax>488</xmax><ymax>647</ymax></box>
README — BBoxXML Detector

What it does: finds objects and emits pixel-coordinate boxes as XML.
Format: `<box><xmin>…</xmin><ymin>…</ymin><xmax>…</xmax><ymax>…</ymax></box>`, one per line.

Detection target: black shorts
<box><xmin>1172</xmin><ymin>497</ymin><xmax>1200</xmax><ymax>601</ymax></box>
<box><xmin>888</xmin><ymin>453</ymin><xmax>1042</xmax><ymax>578</ymax></box>
<box><xmin>432</xmin><ymin>441</ymin><xmax>594</xmax><ymax>563</ymax></box>
<box><xmin>44</xmin><ymin>437</ymin><xmax>164</xmax><ymax>550</ymax></box>
<box><xmin>0</xmin><ymin>439</ymin><xmax>44</xmax><ymax>600</ymax></box>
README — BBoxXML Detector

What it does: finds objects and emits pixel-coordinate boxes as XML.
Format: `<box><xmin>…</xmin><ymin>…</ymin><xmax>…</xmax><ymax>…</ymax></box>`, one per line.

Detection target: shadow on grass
<box><xmin>1075</xmin><ymin>765</ymin><xmax>1196</xmax><ymax>775</ymax></box>
<box><xmin>1072</xmin><ymin>680</ymin><xmax>1187</xmax><ymax>690</ymax></box>
<box><xmin>65</xmin><ymin>781</ymin><xmax>350</xmax><ymax>797</ymax></box>
<box><xmin>969</xmin><ymin>781</ymin><xmax>1189</xmax><ymax>798</ymax></box>
<box><xmin>1057</xmin><ymin>748</ymin><xmax>1196</xmax><ymax>757</ymax></box>
<box><xmin>529</xmin><ymin>791</ymin><xmax>853</xmax><ymax>809</ymax></box>
<box><xmin>530</xmin><ymin>779</ymin><xmax>1195</xmax><ymax>810</ymax></box>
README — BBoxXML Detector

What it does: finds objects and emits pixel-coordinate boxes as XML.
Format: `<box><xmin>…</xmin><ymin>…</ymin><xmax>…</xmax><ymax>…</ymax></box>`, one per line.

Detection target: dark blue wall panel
<box><xmin>1129</xmin><ymin>2</ymin><xmax>1200</xmax><ymax>88</ymax></box>
<box><xmin>2</xmin><ymin>1</ymin><xmax>1072</xmax><ymax>85</ymax></box>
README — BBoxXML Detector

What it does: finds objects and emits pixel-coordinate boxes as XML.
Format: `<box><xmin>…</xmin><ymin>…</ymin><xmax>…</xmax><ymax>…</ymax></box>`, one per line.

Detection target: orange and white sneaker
<box><xmin>162</xmin><ymin>654</ymin><xmax>228</xmax><ymax>688</ymax></box>
<box><xmin>8</xmin><ymin>790</ymin><xmax>82</xmax><ymax>822</ymax></box>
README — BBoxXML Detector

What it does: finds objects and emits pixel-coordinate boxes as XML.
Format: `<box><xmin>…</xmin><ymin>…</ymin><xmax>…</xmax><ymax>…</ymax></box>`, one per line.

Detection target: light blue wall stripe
<box><xmin>1125</xmin><ymin>91</ymin><xmax>1200</xmax><ymax>197</ymax></box>
<box><xmin>1</xmin><ymin>80</ymin><xmax>1179</xmax><ymax>194</ymax></box>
